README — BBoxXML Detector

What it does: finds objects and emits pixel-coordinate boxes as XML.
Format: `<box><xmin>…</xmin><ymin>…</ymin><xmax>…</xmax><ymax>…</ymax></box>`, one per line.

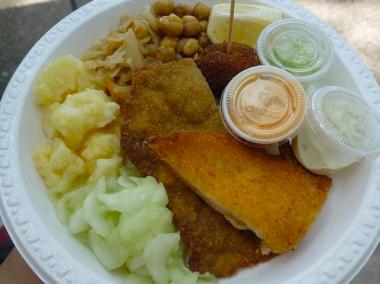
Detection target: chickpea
<box><xmin>174</xmin><ymin>3</ymin><xmax>193</xmax><ymax>17</ymax></box>
<box><xmin>193</xmin><ymin>3</ymin><xmax>211</xmax><ymax>20</ymax></box>
<box><xmin>182</xmin><ymin>38</ymin><xmax>200</xmax><ymax>57</ymax></box>
<box><xmin>157</xmin><ymin>14</ymin><xmax>184</xmax><ymax>37</ymax></box>
<box><xmin>200</xmin><ymin>20</ymin><xmax>208</xmax><ymax>32</ymax></box>
<box><xmin>182</xmin><ymin>15</ymin><xmax>202</xmax><ymax>37</ymax></box>
<box><xmin>161</xmin><ymin>36</ymin><xmax>179</xmax><ymax>50</ymax></box>
<box><xmin>177</xmin><ymin>38</ymin><xmax>187</xmax><ymax>54</ymax></box>
<box><xmin>152</xmin><ymin>0</ymin><xmax>174</xmax><ymax>16</ymax></box>
<box><xmin>146</xmin><ymin>44</ymin><xmax>158</xmax><ymax>57</ymax></box>
<box><xmin>197</xmin><ymin>32</ymin><xmax>210</xmax><ymax>48</ymax></box>
<box><xmin>156</xmin><ymin>46</ymin><xmax>176</xmax><ymax>62</ymax></box>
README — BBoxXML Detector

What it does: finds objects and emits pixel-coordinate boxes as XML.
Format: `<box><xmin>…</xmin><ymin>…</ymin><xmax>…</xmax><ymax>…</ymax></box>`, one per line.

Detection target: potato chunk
<box><xmin>81</xmin><ymin>132</ymin><xmax>121</xmax><ymax>172</ymax></box>
<box><xmin>33</xmin><ymin>138</ymin><xmax>85</xmax><ymax>197</ymax></box>
<box><xmin>51</xmin><ymin>89</ymin><xmax>120</xmax><ymax>147</ymax></box>
<box><xmin>34</xmin><ymin>55</ymin><xmax>99</xmax><ymax>106</ymax></box>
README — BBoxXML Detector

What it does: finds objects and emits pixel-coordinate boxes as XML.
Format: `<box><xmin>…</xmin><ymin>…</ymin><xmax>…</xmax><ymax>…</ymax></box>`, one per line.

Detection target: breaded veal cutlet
<box><xmin>149</xmin><ymin>132</ymin><xmax>332</xmax><ymax>254</ymax></box>
<box><xmin>120</xmin><ymin>59</ymin><xmax>274</xmax><ymax>277</ymax></box>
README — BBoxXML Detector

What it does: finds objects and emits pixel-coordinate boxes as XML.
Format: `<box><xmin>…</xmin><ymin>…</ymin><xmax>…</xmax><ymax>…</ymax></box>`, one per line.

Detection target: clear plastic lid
<box><xmin>257</xmin><ymin>19</ymin><xmax>334</xmax><ymax>83</ymax></box>
<box><xmin>221</xmin><ymin>66</ymin><xmax>306</xmax><ymax>146</ymax></box>
<box><xmin>308</xmin><ymin>86</ymin><xmax>380</xmax><ymax>160</ymax></box>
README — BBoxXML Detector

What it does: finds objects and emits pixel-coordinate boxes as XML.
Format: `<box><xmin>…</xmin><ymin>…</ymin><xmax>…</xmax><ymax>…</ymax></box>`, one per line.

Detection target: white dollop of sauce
<box><xmin>293</xmin><ymin>123</ymin><xmax>354</xmax><ymax>175</ymax></box>
<box><xmin>323</xmin><ymin>95</ymin><xmax>371</xmax><ymax>149</ymax></box>
<box><xmin>293</xmin><ymin>93</ymin><xmax>374</xmax><ymax>174</ymax></box>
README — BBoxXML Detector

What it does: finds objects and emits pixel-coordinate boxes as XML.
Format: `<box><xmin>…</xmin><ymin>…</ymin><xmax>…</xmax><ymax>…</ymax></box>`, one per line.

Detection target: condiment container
<box><xmin>257</xmin><ymin>19</ymin><xmax>334</xmax><ymax>85</ymax></box>
<box><xmin>293</xmin><ymin>86</ymin><xmax>380</xmax><ymax>174</ymax></box>
<box><xmin>220</xmin><ymin>66</ymin><xmax>306</xmax><ymax>147</ymax></box>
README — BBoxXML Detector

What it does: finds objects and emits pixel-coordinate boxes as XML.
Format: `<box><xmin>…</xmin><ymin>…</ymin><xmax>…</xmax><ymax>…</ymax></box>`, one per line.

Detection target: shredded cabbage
<box><xmin>55</xmin><ymin>166</ymin><xmax>216</xmax><ymax>283</ymax></box>
<box><xmin>82</xmin><ymin>7</ymin><xmax>161</xmax><ymax>101</ymax></box>
<box><xmin>125</xmin><ymin>29</ymin><xmax>145</xmax><ymax>69</ymax></box>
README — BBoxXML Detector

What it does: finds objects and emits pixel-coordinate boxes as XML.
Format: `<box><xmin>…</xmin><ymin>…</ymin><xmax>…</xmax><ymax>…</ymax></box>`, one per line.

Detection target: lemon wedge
<box><xmin>207</xmin><ymin>3</ymin><xmax>283</xmax><ymax>47</ymax></box>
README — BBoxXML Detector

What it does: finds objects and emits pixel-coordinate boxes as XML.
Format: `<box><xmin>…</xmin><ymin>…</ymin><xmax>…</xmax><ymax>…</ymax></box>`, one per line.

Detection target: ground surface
<box><xmin>0</xmin><ymin>0</ymin><xmax>378</xmax><ymax>283</ymax></box>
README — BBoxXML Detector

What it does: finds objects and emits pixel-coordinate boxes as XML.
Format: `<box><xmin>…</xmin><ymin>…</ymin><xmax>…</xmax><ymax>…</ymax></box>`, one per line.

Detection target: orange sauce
<box><xmin>222</xmin><ymin>68</ymin><xmax>306</xmax><ymax>145</ymax></box>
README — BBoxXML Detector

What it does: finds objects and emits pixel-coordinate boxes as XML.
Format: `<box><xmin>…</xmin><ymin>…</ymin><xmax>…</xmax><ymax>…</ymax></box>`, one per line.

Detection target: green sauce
<box><xmin>272</xmin><ymin>31</ymin><xmax>317</xmax><ymax>69</ymax></box>
<box><xmin>257</xmin><ymin>20</ymin><xmax>334</xmax><ymax>81</ymax></box>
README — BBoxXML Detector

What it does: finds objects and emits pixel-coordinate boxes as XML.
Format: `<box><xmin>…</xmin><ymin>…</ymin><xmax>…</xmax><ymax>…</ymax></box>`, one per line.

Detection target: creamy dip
<box><xmin>293</xmin><ymin>87</ymin><xmax>380</xmax><ymax>174</ymax></box>
<box><xmin>221</xmin><ymin>66</ymin><xmax>306</xmax><ymax>146</ymax></box>
<box><xmin>257</xmin><ymin>19</ymin><xmax>334</xmax><ymax>83</ymax></box>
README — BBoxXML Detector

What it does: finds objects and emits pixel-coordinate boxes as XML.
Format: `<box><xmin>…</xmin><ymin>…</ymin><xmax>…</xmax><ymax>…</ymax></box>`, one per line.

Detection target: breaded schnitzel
<box><xmin>120</xmin><ymin>59</ymin><xmax>274</xmax><ymax>276</ymax></box>
<box><xmin>149</xmin><ymin>132</ymin><xmax>332</xmax><ymax>253</ymax></box>
<box><xmin>123</xmin><ymin>59</ymin><xmax>221</xmax><ymax>137</ymax></box>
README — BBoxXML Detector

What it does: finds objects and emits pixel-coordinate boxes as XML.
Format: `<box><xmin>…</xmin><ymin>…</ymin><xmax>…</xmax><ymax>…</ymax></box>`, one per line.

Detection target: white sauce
<box><xmin>293</xmin><ymin>123</ymin><xmax>354</xmax><ymax>175</ymax></box>
<box><xmin>323</xmin><ymin>95</ymin><xmax>372</xmax><ymax>149</ymax></box>
<box><xmin>293</xmin><ymin>91</ymin><xmax>375</xmax><ymax>174</ymax></box>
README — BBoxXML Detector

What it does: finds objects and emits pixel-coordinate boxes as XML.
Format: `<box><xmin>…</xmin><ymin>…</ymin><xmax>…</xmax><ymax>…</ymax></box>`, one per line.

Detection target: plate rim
<box><xmin>0</xmin><ymin>0</ymin><xmax>379</xmax><ymax>283</ymax></box>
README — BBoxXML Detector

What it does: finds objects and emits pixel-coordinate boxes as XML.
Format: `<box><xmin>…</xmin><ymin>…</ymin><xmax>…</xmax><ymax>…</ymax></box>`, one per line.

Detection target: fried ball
<box><xmin>197</xmin><ymin>42</ymin><xmax>260</xmax><ymax>98</ymax></box>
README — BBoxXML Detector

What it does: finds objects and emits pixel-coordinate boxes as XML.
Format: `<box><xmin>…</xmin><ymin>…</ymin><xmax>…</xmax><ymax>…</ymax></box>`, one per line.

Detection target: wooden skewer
<box><xmin>227</xmin><ymin>0</ymin><xmax>236</xmax><ymax>54</ymax></box>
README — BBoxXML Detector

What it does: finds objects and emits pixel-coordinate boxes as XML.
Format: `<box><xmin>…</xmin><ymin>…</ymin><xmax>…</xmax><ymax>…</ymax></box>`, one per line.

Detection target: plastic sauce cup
<box><xmin>257</xmin><ymin>19</ymin><xmax>334</xmax><ymax>84</ymax></box>
<box><xmin>292</xmin><ymin>86</ymin><xmax>380</xmax><ymax>175</ymax></box>
<box><xmin>221</xmin><ymin>66</ymin><xmax>306</xmax><ymax>147</ymax></box>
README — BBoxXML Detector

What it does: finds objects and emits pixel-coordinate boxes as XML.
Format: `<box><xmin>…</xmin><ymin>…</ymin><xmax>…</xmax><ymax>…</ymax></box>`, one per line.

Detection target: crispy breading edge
<box><xmin>120</xmin><ymin>60</ymin><xmax>276</xmax><ymax>276</ymax></box>
<box><xmin>148</xmin><ymin>132</ymin><xmax>332</xmax><ymax>254</ymax></box>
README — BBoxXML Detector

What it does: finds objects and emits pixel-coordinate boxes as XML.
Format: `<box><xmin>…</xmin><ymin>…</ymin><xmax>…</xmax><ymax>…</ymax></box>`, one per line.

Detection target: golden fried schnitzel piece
<box><xmin>123</xmin><ymin>58</ymin><xmax>222</xmax><ymax>137</ymax></box>
<box><xmin>121</xmin><ymin>59</ymin><xmax>274</xmax><ymax>276</ymax></box>
<box><xmin>151</xmin><ymin>163</ymin><xmax>274</xmax><ymax>276</ymax></box>
<box><xmin>149</xmin><ymin>132</ymin><xmax>332</xmax><ymax>254</ymax></box>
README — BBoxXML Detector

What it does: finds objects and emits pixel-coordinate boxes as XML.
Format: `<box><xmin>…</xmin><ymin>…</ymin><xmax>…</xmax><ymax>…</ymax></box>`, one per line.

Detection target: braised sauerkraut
<box><xmin>82</xmin><ymin>6</ymin><xmax>161</xmax><ymax>101</ymax></box>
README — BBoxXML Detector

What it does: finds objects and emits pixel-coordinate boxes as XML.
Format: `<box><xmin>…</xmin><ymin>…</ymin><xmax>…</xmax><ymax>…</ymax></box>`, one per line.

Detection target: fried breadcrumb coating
<box><xmin>197</xmin><ymin>42</ymin><xmax>260</xmax><ymax>98</ymax></box>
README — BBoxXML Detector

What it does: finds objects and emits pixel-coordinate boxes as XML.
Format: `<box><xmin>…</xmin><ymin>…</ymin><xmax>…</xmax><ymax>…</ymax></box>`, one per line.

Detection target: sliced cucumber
<box><xmin>88</xmin><ymin>229</ymin><xmax>129</xmax><ymax>270</ymax></box>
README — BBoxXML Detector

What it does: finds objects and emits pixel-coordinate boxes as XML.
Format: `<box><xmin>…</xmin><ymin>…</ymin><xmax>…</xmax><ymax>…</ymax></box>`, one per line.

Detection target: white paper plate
<box><xmin>0</xmin><ymin>0</ymin><xmax>379</xmax><ymax>283</ymax></box>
